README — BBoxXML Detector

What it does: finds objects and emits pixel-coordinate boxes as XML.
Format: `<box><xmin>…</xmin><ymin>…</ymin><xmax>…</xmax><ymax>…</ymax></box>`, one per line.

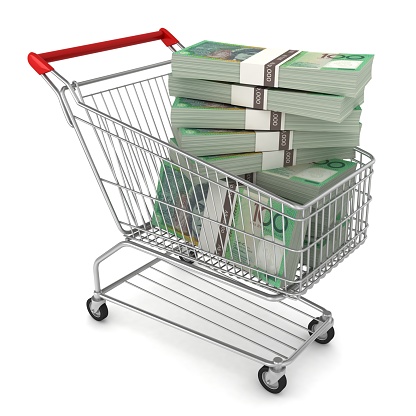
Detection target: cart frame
<box><xmin>28</xmin><ymin>29</ymin><xmax>374</xmax><ymax>394</ymax></box>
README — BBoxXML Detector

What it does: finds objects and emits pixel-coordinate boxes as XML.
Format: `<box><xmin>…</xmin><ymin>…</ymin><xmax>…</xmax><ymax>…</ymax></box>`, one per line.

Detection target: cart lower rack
<box><xmin>29</xmin><ymin>29</ymin><xmax>374</xmax><ymax>394</ymax></box>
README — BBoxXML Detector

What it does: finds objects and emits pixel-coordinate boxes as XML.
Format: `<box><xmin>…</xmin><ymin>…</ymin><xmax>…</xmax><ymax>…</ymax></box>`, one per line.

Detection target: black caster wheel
<box><xmin>179</xmin><ymin>250</ymin><xmax>196</xmax><ymax>264</ymax></box>
<box><xmin>308</xmin><ymin>318</ymin><xmax>335</xmax><ymax>344</ymax></box>
<box><xmin>258</xmin><ymin>366</ymin><xmax>287</xmax><ymax>394</ymax></box>
<box><xmin>86</xmin><ymin>298</ymin><xmax>108</xmax><ymax>321</ymax></box>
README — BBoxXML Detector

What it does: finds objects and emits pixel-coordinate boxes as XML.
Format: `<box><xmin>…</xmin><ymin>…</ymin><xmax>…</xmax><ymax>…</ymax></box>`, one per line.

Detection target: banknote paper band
<box><xmin>239</xmin><ymin>173</ymin><xmax>256</xmax><ymax>184</ymax></box>
<box><xmin>240</xmin><ymin>48</ymin><xmax>301</xmax><ymax>87</ymax></box>
<box><xmin>255</xmin><ymin>131</ymin><xmax>293</xmax><ymax>152</ymax></box>
<box><xmin>262</xmin><ymin>149</ymin><xmax>297</xmax><ymax>170</ymax></box>
<box><xmin>213</xmin><ymin>174</ymin><xmax>256</xmax><ymax>256</ymax></box>
<box><xmin>231</xmin><ymin>85</ymin><xmax>268</xmax><ymax>110</ymax></box>
<box><xmin>245</xmin><ymin>109</ymin><xmax>286</xmax><ymax>130</ymax></box>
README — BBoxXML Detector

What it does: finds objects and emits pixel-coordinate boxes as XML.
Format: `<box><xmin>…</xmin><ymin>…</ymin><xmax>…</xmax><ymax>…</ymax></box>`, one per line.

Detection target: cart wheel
<box><xmin>86</xmin><ymin>298</ymin><xmax>108</xmax><ymax>321</ymax></box>
<box><xmin>179</xmin><ymin>250</ymin><xmax>196</xmax><ymax>264</ymax></box>
<box><xmin>308</xmin><ymin>318</ymin><xmax>335</xmax><ymax>344</ymax></box>
<box><xmin>258</xmin><ymin>366</ymin><xmax>287</xmax><ymax>394</ymax></box>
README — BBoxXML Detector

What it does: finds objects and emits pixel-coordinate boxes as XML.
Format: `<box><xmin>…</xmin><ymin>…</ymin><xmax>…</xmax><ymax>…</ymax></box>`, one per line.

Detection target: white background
<box><xmin>2</xmin><ymin>1</ymin><xmax>415</xmax><ymax>415</ymax></box>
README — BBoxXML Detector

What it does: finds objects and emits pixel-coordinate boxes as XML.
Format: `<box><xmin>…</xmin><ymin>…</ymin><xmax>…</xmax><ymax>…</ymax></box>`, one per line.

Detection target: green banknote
<box><xmin>169</xmin><ymin>136</ymin><xmax>355</xmax><ymax>180</ymax></box>
<box><xmin>225</xmin><ymin>188</ymin><xmax>304</xmax><ymax>288</ymax></box>
<box><xmin>173</xmin><ymin>97</ymin><xmax>236</xmax><ymax>109</ymax></box>
<box><xmin>269</xmin><ymin>159</ymin><xmax>357</xmax><ymax>188</ymax></box>
<box><xmin>151</xmin><ymin>160</ymin><xmax>209</xmax><ymax>245</ymax></box>
<box><xmin>172</xmin><ymin>41</ymin><xmax>374</xmax><ymax>97</ymax></box>
<box><xmin>256</xmin><ymin>159</ymin><xmax>358</xmax><ymax>204</ymax></box>
<box><xmin>174</xmin><ymin>127</ymin><xmax>360</xmax><ymax>156</ymax></box>
<box><xmin>175</xmin><ymin>41</ymin><xmax>263</xmax><ymax>61</ymax></box>
<box><xmin>171</xmin><ymin>97</ymin><xmax>362</xmax><ymax>133</ymax></box>
<box><xmin>304</xmin><ymin>212</ymin><xmax>349</xmax><ymax>268</ymax></box>
<box><xmin>169</xmin><ymin>76</ymin><xmax>364</xmax><ymax>123</ymax></box>
<box><xmin>175</xmin><ymin>40</ymin><xmax>373</xmax><ymax>71</ymax></box>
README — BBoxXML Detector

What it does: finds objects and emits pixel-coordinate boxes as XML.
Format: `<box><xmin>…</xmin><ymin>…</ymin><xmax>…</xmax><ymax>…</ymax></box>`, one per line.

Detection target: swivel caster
<box><xmin>179</xmin><ymin>250</ymin><xmax>196</xmax><ymax>264</ymax></box>
<box><xmin>308</xmin><ymin>318</ymin><xmax>335</xmax><ymax>344</ymax></box>
<box><xmin>86</xmin><ymin>298</ymin><xmax>108</xmax><ymax>321</ymax></box>
<box><xmin>258</xmin><ymin>366</ymin><xmax>287</xmax><ymax>394</ymax></box>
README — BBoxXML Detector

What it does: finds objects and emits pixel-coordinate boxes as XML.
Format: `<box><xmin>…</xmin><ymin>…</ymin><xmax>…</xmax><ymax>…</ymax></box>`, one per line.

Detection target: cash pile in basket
<box><xmin>152</xmin><ymin>40</ymin><xmax>374</xmax><ymax>288</ymax></box>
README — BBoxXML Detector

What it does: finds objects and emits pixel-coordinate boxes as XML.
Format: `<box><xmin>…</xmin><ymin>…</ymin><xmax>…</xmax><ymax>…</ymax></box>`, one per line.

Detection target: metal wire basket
<box><xmin>28</xmin><ymin>29</ymin><xmax>375</xmax><ymax>394</ymax></box>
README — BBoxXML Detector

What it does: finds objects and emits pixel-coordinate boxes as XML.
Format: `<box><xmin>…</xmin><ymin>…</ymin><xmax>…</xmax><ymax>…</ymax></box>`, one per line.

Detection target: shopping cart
<box><xmin>28</xmin><ymin>29</ymin><xmax>375</xmax><ymax>394</ymax></box>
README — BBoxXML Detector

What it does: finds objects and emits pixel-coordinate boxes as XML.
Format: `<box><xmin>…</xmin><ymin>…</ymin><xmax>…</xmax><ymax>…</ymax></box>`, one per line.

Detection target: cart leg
<box><xmin>87</xmin><ymin>240</ymin><xmax>160</xmax><ymax>318</ymax></box>
<box><xmin>299</xmin><ymin>296</ymin><xmax>331</xmax><ymax>316</ymax></box>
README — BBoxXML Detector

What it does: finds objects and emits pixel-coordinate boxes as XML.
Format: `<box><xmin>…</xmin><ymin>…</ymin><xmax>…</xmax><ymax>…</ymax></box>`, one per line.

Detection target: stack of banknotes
<box><xmin>169</xmin><ymin>40</ymin><xmax>373</xmax><ymax>168</ymax></box>
<box><xmin>151</xmin><ymin>40</ymin><xmax>374</xmax><ymax>285</ymax></box>
<box><xmin>151</xmin><ymin>158</ymin><xmax>358</xmax><ymax>288</ymax></box>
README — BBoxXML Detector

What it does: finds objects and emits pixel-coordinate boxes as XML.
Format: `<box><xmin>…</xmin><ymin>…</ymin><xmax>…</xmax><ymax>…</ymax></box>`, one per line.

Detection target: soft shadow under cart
<box><xmin>28</xmin><ymin>29</ymin><xmax>374</xmax><ymax>394</ymax></box>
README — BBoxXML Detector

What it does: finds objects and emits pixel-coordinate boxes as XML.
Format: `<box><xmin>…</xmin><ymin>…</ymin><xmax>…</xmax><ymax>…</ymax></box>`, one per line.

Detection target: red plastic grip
<box><xmin>28</xmin><ymin>28</ymin><xmax>179</xmax><ymax>75</ymax></box>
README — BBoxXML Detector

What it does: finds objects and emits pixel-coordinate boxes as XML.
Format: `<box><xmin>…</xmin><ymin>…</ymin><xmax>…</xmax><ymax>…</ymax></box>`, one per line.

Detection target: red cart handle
<box><xmin>28</xmin><ymin>28</ymin><xmax>179</xmax><ymax>75</ymax></box>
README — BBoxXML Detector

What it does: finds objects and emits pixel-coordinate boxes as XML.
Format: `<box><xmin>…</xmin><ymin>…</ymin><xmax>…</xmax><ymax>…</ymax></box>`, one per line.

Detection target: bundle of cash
<box><xmin>172</xmin><ymin>41</ymin><xmax>374</xmax><ymax>97</ymax></box>
<box><xmin>219</xmin><ymin>160</ymin><xmax>358</xmax><ymax>285</ymax></box>
<box><xmin>172</xmin><ymin>98</ymin><xmax>362</xmax><ymax>133</ymax></box>
<box><xmin>255</xmin><ymin>158</ymin><xmax>358</xmax><ymax>204</ymax></box>
<box><xmin>169</xmin><ymin>137</ymin><xmax>355</xmax><ymax>180</ymax></box>
<box><xmin>199</xmin><ymin>187</ymin><xmax>305</xmax><ymax>288</ymax></box>
<box><xmin>169</xmin><ymin>75</ymin><xmax>364</xmax><ymax>123</ymax></box>
<box><xmin>151</xmin><ymin>159</ymin><xmax>358</xmax><ymax>287</ymax></box>
<box><xmin>174</xmin><ymin>127</ymin><xmax>360</xmax><ymax>156</ymax></box>
<box><xmin>150</xmin><ymin>161</ymin><xmax>302</xmax><ymax>287</ymax></box>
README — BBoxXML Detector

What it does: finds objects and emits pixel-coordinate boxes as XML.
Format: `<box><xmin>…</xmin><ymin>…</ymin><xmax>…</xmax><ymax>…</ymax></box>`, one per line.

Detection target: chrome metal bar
<box><xmin>151</xmin><ymin>266</ymin><xmax>308</xmax><ymax>338</ymax></box>
<box><xmin>125</xmin><ymin>280</ymin><xmax>289</xmax><ymax>359</ymax></box>
<box><xmin>123</xmin><ymin>85</ymin><xmax>143</xmax><ymax>130</ymax></box>
<box><xmin>148</xmin><ymin>79</ymin><xmax>169</xmax><ymax>141</ymax></box>
<box><xmin>41</xmin><ymin>74</ymin><xmax>73</xmax><ymax>127</ymax></box>
<box><xmin>131</xmin><ymin>217</ymin><xmax>369</xmax><ymax>297</ymax></box>
<box><xmin>123</xmin><ymin>239</ymin><xmax>286</xmax><ymax>300</ymax></box>
<box><xmin>88</xmin><ymin>105</ymin><xmax>138</xmax><ymax>229</ymax></box>
<box><xmin>78</xmin><ymin>93</ymin><xmax>139</xmax><ymax>231</ymax></box>
<box><xmin>277</xmin><ymin>300</ymin><xmax>316</xmax><ymax>319</ymax></box>
<box><xmin>284</xmin><ymin>317</ymin><xmax>334</xmax><ymax>366</ymax></box>
<box><xmin>132</xmin><ymin>83</ymin><xmax>152</xmax><ymax>133</ymax></box>
<box><xmin>110</xmin><ymin>129</ymin><xmax>141</xmax><ymax>231</ymax></box>
<box><xmin>77</xmin><ymin>60</ymin><xmax>172</xmax><ymax>87</ymax></box>
<box><xmin>298</xmin><ymin>297</ymin><xmax>330</xmax><ymax>315</ymax></box>
<box><xmin>100</xmin><ymin>293</ymin><xmax>276</xmax><ymax>366</ymax></box>
<box><xmin>137</xmin><ymin>272</ymin><xmax>300</xmax><ymax>350</ymax></box>
<box><xmin>101</xmin><ymin>257</ymin><xmax>160</xmax><ymax>294</ymax></box>
<box><xmin>122</xmin><ymin>130</ymin><xmax>174</xmax><ymax>237</ymax></box>
<box><xmin>154</xmin><ymin>76</ymin><xmax>174</xmax><ymax>135</ymax></box>
<box><xmin>94</xmin><ymin>175</ymin><xmax>311</xmax><ymax>258</ymax></box>
<box><xmin>56</xmin><ymin>103</ymin><xmax>129</xmax><ymax>236</ymax></box>
<box><xmin>122</xmin><ymin>135</ymin><xmax>152</xmax><ymax>230</ymax></box>
<box><xmin>93</xmin><ymin>240</ymin><xmax>138</xmax><ymax>294</ymax></box>
<box><xmin>140</xmin><ymin>81</ymin><xmax>163</xmax><ymax>140</ymax></box>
